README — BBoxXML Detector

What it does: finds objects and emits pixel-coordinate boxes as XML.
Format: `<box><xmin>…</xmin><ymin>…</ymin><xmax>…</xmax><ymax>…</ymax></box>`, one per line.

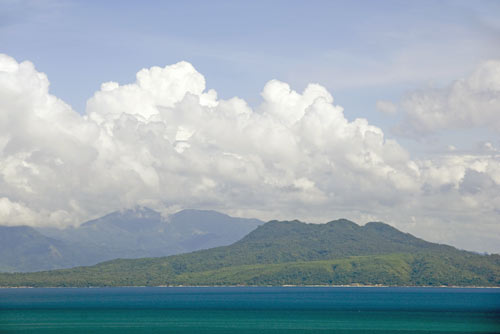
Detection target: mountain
<box><xmin>0</xmin><ymin>226</ymin><xmax>83</xmax><ymax>272</ymax></box>
<box><xmin>165</xmin><ymin>209</ymin><xmax>265</xmax><ymax>251</ymax></box>
<box><xmin>1</xmin><ymin>219</ymin><xmax>498</xmax><ymax>287</ymax></box>
<box><xmin>1</xmin><ymin>208</ymin><xmax>263</xmax><ymax>272</ymax></box>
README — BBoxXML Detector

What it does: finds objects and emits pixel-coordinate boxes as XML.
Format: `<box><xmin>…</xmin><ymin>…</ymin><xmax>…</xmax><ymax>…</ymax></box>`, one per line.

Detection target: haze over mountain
<box><xmin>2</xmin><ymin>219</ymin><xmax>498</xmax><ymax>287</ymax></box>
<box><xmin>0</xmin><ymin>226</ymin><xmax>81</xmax><ymax>272</ymax></box>
<box><xmin>0</xmin><ymin>208</ymin><xmax>263</xmax><ymax>272</ymax></box>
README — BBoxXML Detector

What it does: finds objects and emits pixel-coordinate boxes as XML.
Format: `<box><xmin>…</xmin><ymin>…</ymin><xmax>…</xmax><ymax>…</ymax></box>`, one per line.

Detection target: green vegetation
<box><xmin>1</xmin><ymin>219</ymin><xmax>498</xmax><ymax>287</ymax></box>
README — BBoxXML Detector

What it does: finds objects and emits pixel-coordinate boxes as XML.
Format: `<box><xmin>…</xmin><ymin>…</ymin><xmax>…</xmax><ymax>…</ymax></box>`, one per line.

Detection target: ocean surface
<box><xmin>0</xmin><ymin>287</ymin><xmax>499</xmax><ymax>333</ymax></box>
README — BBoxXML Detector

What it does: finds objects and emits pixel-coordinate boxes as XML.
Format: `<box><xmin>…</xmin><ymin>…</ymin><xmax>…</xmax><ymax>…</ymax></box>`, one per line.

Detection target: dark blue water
<box><xmin>1</xmin><ymin>287</ymin><xmax>499</xmax><ymax>333</ymax></box>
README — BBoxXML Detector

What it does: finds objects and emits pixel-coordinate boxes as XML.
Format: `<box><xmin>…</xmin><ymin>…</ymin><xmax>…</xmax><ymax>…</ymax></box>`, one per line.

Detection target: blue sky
<box><xmin>2</xmin><ymin>0</ymin><xmax>499</xmax><ymax>115</ymax></box>
<box><xmin>1</xmin><ymin>0</ymin><xmax>500</xmax><ymax>251</ymax></box>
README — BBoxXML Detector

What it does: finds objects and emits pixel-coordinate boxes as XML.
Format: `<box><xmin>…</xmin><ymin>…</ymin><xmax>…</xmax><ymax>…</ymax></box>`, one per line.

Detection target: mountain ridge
<box><xmin>0</xmin><ymin>208</ymin><xmax>264</xmax><ymax>272</ymax></box>
<box><xmin>1</xmin><ymin>218</ymin><xmax>498</xmax><ymax>287</ymax></box>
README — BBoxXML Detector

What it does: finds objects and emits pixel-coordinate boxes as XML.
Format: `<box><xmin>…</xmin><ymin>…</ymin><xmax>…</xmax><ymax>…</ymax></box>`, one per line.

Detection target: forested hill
<box><xmin>1</xmin><ymin>219</ymin><xmax>499</xmax><ymax>287</ymax></box>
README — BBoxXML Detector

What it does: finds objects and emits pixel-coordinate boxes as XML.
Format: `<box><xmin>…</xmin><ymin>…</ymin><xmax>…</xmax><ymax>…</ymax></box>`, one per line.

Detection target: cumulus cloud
<box><xmin>0</xmin><ymin>54</ymin><xmax>499</xmax><ymax>252</ymax></box>
<box><xmin>395</xmin><ymin>60</ymin><xmax>500</xmax><ymax>135</ymax></box>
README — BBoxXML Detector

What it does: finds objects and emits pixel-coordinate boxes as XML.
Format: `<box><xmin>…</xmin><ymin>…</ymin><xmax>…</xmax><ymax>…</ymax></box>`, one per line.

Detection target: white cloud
<box><xmin>0</xmin><ymin>54</ymin><xmax>499</xmax><ymax>252</ymax></box>
<box><xmin>395</xmin><ymin>60</ymin><xmax>500</xmax><ymax>136</ymax></box>
<box><xmin>376</xmin><ymin>100</ymin><xmax>397</xmax><ymax>114</ymax></box>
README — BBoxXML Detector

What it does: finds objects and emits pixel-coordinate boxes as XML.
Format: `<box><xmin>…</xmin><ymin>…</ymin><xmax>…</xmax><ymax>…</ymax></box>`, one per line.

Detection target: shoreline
<box><xmin>1</xmin><ymin>284</ymin><xmax>499</xmax><ymax>289</ymax></box>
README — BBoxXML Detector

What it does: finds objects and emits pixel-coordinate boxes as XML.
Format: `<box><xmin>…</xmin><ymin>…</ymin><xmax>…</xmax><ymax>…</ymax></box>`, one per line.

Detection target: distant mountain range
<box><xmin>1</xmin><ymin>219</ymin><xmax>499</xmax><ymax>287</ymax></box>
<box><xmin>0</xmin><ymin>208</ymin><xmax>263</xmax><ymax>272</ymax></box>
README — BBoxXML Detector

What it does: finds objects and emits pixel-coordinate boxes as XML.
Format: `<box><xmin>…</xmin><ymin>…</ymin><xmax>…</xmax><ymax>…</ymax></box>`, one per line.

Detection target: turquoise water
<box><xmin>0</xmin><ymin>287</ymin><xmax>499</xmax><ymax>333</ymax></box>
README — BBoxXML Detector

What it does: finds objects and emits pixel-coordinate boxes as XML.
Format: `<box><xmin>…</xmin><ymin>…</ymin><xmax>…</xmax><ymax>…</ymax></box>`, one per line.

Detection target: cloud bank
<box><xmin>0</xmin><ymin>54</ymin><xmax>499</xmax><ymax>252</ymax></box>
<box><xmin>396</xmin><ymin>60</ymin><xmax>500</xmax><ymax>135</ymax></box>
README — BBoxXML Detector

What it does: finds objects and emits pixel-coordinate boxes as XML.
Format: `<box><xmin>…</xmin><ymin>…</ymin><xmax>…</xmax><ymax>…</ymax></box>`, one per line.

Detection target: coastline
<box><xmin>1</xmin><ymin>284</ymin><xmax>499</xmax><ymax>289</ymax></box>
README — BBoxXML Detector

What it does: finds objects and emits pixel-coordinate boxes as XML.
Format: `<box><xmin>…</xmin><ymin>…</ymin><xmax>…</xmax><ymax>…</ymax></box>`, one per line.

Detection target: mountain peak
<box><xmin>237</xmin><ymin>218</ymin><xmax>458</xmax><ymax>259</ymax></box>
<box><xmin>110</xmin><ymin>206</ymin><xmax>161</xmax><ymax>220</ymax></box>
<box><xmin>326</xmin><ymin>218</ymin><xmax>359</xmax><ymax>229</ymax></box>
<box><xmin>81</xmin><ymin>207</ymin><xmax>163</xmax><ymax>230</ymax></box>
<box><xmin>171</xmin><ymin>209</ymin><xmax>231</xmax><ymax>220</ymax></box>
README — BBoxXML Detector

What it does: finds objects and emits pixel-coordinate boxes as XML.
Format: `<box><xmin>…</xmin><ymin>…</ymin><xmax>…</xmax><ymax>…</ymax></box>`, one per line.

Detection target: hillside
<box><xmin>1</xmin><ymin>219</ymin><xmax>498</xmax><ymax>287</ymax></box>
<box><xmin>40</xmin><ymin>208</ymin><xmax>263</xmax><ymax>262</ymax></box>
<box><xmin>1</xmin><ymin>208</ymin><xmax>263</xmax><ymax>272</ymax></box>
<box><xmin>0</xmin><ymin>226</ymin><xmax>83</xmax><ymax>272</ymax></box>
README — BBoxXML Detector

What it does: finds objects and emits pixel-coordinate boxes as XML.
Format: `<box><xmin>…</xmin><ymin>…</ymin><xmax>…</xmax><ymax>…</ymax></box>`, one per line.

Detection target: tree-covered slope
<box><xmin>1</xmin><ymin>219</ymin><xmax>498</xmax><ymax>287</ymax></box>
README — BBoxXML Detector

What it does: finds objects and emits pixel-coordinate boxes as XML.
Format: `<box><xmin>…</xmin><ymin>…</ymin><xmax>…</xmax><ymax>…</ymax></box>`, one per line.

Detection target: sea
<box><xmin>0</xmin><ymin>287</ymin><xmax>499</xmax><ymax>333</ymax></box>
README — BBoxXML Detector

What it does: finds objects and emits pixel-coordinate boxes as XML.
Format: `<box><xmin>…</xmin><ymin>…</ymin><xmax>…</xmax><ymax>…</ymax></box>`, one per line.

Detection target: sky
<box><xmin>0</xmin><ymin>0</ymin><xmax>500</xmax><ymax>252</ymax></box>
